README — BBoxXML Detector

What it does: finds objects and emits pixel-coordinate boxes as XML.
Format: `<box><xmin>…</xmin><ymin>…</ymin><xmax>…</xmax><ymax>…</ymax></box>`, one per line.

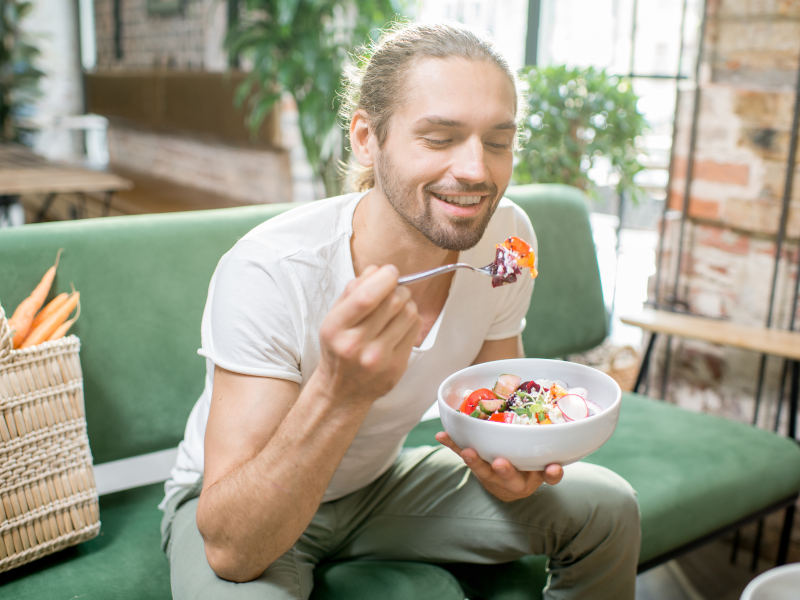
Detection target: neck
<box><xmin>350</xmin><ymin>187</ymin><xmax>458</xmax><ymax>346</ymax></box>
<box><xmin>350</xmin><ymin>187</ymin><xmax>459</xmax><ymax>278</ymax></box>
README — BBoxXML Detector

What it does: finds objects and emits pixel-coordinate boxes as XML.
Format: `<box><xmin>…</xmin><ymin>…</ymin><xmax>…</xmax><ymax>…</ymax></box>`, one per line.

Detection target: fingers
<box><xmin>358</xmin><ymin>297</ymin><xmax>419</xmax><ymax>370</ymax></box>
<box><xmin>340</xmin><ymin>265</ymin><xmax>379</xmax><ymax>300</ymax></box>
<box><xmin>435</xmin><ymin>432</ymin><xmax>463</xmax><ymax>455</ymax></box>
<box><xmin>437</xmin><ymin>431</ymin><xmax>563</xmax><ymax>499</ymax></box>
<box><xmin>491</xmin><ymin>458</ymin><xmax>534</xmax><ymax>494</ymax></box>
<box><xmin>459</xmin><ymin>448</ymin><xmax>499</xmax><ymax>481</ymax></box>
<box><xmin>327</xmin><ymin>265</ymin><xmax>399</xmax><ymax>330</ymax></box>
<box><xmin>543</xmin><ymin>463</ymin><xmax>564</xmax><ymax>486</ymax></box>
<box><xmin>360</xmin><ymin>286</ymin><xmax>414</xmax><ymax>342</ymax></box>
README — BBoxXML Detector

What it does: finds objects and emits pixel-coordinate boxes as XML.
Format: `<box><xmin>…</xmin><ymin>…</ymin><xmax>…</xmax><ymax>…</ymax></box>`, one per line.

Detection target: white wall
<box><xmin>22</xmin><ymin>0</ymin><xmax>85</xmax><ymax>161</ymax></box>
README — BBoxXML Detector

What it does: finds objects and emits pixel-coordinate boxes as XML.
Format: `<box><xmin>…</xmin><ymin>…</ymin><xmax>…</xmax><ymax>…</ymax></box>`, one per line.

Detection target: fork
<box><xmin>398</xmin><ymin>262</ymin><xmax>495</xmax><ymax>285</ymax></box>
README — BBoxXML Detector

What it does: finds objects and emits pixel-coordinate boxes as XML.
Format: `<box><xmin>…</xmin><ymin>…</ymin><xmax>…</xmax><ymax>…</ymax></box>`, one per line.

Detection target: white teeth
<box><xmin>438</xmin><ymin>194</ymin><xmax>481</xmax><ymax>205</ymax></box>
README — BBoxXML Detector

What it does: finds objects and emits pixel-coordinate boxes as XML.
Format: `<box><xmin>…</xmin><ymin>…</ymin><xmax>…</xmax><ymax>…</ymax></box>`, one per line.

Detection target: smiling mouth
<box><xmin>431</xmin><ymin>192</ymin><xmax>484</xmax><ymax>206</ymax></box>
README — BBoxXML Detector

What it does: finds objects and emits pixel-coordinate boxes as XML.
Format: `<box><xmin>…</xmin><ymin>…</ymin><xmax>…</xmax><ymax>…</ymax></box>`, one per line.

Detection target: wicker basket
<box><xmin>605</xmin><ymin>346</ymin><xmax>640</xmax><ymax>392</ymax></box>
<box><xmin>0</xmin><ymin>303</ymin><xmax>99</xmax><ymax>573</ymax></box>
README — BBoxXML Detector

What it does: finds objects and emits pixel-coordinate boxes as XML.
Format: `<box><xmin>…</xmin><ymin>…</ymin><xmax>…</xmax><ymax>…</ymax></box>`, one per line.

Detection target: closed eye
<box><xmin>425</xmin><ymin>138</ymin><xmax>452</xmax><ymax>146</ymax></box>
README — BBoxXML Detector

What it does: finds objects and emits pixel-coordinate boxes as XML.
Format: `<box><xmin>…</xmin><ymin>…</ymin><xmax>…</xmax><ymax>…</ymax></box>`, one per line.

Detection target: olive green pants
<box><xmin>161</xmin><ymin>446</ymin><xmax>640</xmax><ymax>600</ymax></box>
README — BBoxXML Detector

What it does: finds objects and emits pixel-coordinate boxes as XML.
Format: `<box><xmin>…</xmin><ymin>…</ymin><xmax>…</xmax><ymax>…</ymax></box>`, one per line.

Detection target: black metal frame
<box><xmin>36</xmin><ymin>191</ymin><xmax>116</xmax><ymax>222</ymax></box>
<box><xmin>751</xmin><ymin>42</ymin><xmax>800</xmax><ymax>427</ymax></box>
<box><xmin>633</xmin><ymin>329</ymin><xmax>799</xmax><ymax>568</ymax></box>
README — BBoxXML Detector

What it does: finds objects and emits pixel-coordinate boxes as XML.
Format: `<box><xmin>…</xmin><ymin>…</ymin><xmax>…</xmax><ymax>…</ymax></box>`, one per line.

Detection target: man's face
<box><xmin>373</xmin><ymin>57</ymin><xmax>517</xmax><ymax>252</ymax></box>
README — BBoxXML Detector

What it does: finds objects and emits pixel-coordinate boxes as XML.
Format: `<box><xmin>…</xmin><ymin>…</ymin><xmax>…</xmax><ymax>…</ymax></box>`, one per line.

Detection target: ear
<box><xmin>350</xmin><ymin>110</ymin><xmax>375</xmax><ymax>168</ymax></box>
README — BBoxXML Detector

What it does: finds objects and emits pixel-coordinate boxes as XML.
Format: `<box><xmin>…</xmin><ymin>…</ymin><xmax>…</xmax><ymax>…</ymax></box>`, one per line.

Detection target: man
<box><xmin>160</xmin><ymin>22</ymin><xmax>640</xmax><ymax>599</ymax></box>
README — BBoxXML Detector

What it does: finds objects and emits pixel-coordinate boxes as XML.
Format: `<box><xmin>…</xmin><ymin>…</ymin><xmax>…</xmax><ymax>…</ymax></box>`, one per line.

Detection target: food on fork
<box><xmin>458</xmin><ymin>373</ymin><xmax>603</xmax><ymax>425</ymax></box>
<box><xmin>490</xmin><ymin>237</ymin><xmax>538</xmax><ymax>288</ymax></box>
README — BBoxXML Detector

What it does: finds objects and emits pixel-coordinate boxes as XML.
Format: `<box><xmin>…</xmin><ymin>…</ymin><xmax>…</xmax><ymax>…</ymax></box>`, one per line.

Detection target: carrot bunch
<box><xmin>6</xmin><ymin>250</ymin><xmax>82</xmax><ymax>349</ymax></box>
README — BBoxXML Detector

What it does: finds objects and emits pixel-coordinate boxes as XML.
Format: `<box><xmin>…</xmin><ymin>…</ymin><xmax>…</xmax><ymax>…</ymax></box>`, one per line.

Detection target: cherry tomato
<box><xmin>460</xmin><ymin>388</ymin><xmax>496</xmax><ymax>414</ymax></box>
<box><xmin>488</xmin><ymin>412</ymin><xmax>515</xmax><ymax>423</ymax></box>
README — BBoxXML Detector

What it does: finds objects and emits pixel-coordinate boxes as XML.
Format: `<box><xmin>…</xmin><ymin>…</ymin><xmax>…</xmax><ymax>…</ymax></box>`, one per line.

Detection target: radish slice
<box><xmin>556</xmin><ymin>394</ymin><xmax>589</xmax><ymax>421</ymax></box>
<box><xmin>567</xmin><ymin>387</ymin><xmax>588</xmax><ymax>399</ymax></box>
<box><xmin>585</xmin><ymin>400</ymin><xmax>603</xmax><ymax>416</ymax></box>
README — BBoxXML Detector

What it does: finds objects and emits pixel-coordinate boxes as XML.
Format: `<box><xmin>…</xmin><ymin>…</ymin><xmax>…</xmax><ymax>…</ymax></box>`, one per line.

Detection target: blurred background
<box><xmin>0</xmin><ymin>2</ymin><xmax>798</xmax><ymax>596</ymax></box>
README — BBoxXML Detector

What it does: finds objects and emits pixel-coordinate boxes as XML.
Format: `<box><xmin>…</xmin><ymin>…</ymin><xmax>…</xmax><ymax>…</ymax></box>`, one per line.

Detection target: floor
<box><xmin>636</xmin><ymin>537</ymin><xmax>780</xmax><ymax>599</ymax></box>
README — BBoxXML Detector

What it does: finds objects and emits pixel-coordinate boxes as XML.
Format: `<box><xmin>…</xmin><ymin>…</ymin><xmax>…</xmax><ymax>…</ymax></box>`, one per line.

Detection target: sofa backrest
<box><xmin>0</xmin><ymin>204</ymin><xmax>293</xmax><ymax>463</ymax></box>
<box><xmin>506</xmin><ymin>184</ymin><xmax>607</xmax><ymax>358</ymax></box>
<box><xmin>0</xmin><ymin>184</ymin><xmax>605</xmax><ymax>464</ymax></box>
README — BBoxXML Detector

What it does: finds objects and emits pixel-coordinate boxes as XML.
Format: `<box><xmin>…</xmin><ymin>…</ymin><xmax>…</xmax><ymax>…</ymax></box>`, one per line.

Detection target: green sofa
<box><xmin>0</xmin><ymin>184</ymin><xmax>798</xmax><ymax>599</ymax></box>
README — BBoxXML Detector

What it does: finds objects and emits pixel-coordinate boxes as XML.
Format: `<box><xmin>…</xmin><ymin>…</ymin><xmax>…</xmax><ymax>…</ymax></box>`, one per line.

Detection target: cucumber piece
<box><xmin>479</xmin><ymin>399</ymin><xmax>506</xmax><ymax>414</ymax></box>
<box><xmin>470</xmin><ymin>408</ymin><xmax>489</xmax><ymax>420</ymax></box>
<box><xmin>493</xmin><ymin>374</ymin><xmax>522</xmax><ymax>399</ymax></box>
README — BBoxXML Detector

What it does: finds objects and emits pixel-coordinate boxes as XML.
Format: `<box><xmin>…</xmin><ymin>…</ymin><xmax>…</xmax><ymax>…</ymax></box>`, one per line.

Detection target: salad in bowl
<box><xmin>438</xmin><ymin>359</ymin><xmax>621</xmax><ymax>471</ymax></box>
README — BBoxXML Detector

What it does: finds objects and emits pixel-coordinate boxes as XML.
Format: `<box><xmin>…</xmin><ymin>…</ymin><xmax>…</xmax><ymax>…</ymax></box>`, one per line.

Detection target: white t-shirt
<box><xmin>161</xmin><ymin>191</ymin><xmax>536</xmax><ymax>508</ymax></box>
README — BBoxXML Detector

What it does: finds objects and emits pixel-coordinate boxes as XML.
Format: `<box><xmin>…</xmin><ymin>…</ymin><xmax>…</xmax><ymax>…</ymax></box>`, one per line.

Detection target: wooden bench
<box><xmin>622</xmin><ymin>308</ymin><xmax>799</xmax><ymax>439</ymax></box>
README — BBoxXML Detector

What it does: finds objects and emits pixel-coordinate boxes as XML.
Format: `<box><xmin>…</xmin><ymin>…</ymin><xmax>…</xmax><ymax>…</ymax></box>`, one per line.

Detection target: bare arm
<box><xmin>196</xmin><ymin>265</ymin><xmax>421</xmax><ymax>582</ymax></box>
<box><xmin>438</xmin><ymin>334</ymin><xmax>564</xmax><ymax>500</ymax></box>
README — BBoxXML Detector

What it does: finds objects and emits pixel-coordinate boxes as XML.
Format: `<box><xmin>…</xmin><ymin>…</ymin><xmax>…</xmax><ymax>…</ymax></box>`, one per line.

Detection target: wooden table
<box><xmin>0</xmin><ymin>144</ymin><xmax>132</xmax><ymax>222</ymax></box>
<box><xmin>622</xmin><ymin>308</ymin><xmax>800</xmax><ymax>438</ymax></box>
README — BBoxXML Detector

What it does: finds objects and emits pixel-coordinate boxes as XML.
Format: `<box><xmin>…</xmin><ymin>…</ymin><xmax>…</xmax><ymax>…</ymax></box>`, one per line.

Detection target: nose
<box><xmin>450</xmin><ymin>136</ymin><xmax>487</xmax><ymax>184</ymax></box>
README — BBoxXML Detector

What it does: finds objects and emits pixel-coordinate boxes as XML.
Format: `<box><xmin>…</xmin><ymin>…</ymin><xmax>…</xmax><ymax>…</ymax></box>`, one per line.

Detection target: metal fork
<box><xmin>398</xmin><ymin>262</ymin><xmax>495</xmax><ymax>285</ymax></box>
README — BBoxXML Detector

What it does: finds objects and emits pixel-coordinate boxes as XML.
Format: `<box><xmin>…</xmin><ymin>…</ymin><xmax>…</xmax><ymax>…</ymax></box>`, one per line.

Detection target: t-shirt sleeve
<box><xmin>198</xmin><ymin>240</ymin><xmax>303</xmax><ymax>383</ymax></box>
<box><xmin>484</xmin><ymin>206</ymin><xmax>538</xmax><ymax>341</ymax></box>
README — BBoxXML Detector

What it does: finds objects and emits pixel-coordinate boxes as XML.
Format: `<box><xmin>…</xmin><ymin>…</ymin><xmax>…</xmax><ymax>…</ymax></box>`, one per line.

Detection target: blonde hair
<box><xmin>340</xmin><ymin>21</ymin><xmax>524</xmax><ymax>192</ymax></box>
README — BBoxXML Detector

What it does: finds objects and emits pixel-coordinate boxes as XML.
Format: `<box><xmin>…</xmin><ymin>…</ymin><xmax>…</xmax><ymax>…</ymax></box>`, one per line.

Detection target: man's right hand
<box><xmin>317</xmin><ymin>264</ymin><xmax>422</xmax><ymax>406</ymax></box>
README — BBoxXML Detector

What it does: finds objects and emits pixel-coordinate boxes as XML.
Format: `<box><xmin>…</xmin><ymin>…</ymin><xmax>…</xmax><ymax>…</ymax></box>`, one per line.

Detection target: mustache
<box><xmin>425</xmin><ymin>183</ymin><xmax>497</xmax><ymax>196</ymax></box>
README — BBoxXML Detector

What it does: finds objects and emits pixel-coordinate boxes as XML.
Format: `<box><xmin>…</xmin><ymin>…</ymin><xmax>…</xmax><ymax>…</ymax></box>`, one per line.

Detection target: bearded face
<box><xmin>365</xmin><ymin>57</ymin><xmax>517</xmax><ymax>252</ymax></box>
<box><xmin>374</xmin><ymin>149</ymin><xmax>503</xmax><ymax>252</ymax></box>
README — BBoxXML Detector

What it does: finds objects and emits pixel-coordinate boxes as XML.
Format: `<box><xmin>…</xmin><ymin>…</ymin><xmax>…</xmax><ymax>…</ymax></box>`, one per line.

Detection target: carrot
<box><xmin>8</xmin><ymin>249</ymin><xmax>63</xmax><ymax>348</ymax></box>
<box><xmin>47</xmin><ymin>299</ymin><xmax>81</xmax><ymax>341</ymax></box>
<box><xmin>31</xmin><ymin>292</ymin><xmax>70</xmax><ymax>329</ymax></box>
<box><xmin>21</xmin><ymin>291</ymin><xmax>79</xmax><ymax>348</ymax></box>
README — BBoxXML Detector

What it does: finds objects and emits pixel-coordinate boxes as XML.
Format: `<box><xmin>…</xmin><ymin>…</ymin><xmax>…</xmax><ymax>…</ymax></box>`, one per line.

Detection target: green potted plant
<box><xmin>0</xmin><ymin>0</ymin><xmax>43</xmax><ymax>144</ymax></box>
<box><xmin>226</xmin><ymin>0</ymin><xmax>399</xmax><ymax>197</ymax></box>
<box><xmin>514</xmin><ymin>65</ymin><xmax>648</xmax><ymax>202</ymax></box>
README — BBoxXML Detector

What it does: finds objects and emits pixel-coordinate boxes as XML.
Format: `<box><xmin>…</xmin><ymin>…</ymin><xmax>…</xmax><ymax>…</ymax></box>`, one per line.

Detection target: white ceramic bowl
<box><xmin>437</xmin><ymin>358</ymin><xmax>622</xmax><ymax>471</ymax></box>
<box><xmin>740</xmin><ymin>564</ymin><xmax>800</xmax><ymax>600</ymax></box>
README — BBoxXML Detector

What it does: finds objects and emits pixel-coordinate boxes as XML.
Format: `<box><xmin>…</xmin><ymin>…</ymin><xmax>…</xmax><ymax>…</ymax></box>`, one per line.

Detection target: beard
<box><xmin>374</xmin><ymin>150</ymin><xmax>503</xmax><ymax>252</ymax></box>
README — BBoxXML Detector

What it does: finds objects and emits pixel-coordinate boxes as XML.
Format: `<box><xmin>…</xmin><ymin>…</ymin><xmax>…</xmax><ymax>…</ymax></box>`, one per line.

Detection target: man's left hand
<box><xmin>436</xmin><ymin>432</ymin><xmax>564</xmax><ymax>502</ymax></box>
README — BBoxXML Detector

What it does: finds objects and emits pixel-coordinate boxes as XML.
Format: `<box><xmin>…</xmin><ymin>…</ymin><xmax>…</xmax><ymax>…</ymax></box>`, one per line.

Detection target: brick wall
<box><xmin>657</xmin><ymin>0</ymin><xmax>800</xmax><ymax>418</ymax></box>
<box><xmin>654</xmin><ymin>0</ymin><xmax>800</xmax><ymax>559</ymax></box>
<box><xmin>94</xmin><ymin>0</ymin><xmax>227</xmax><ymax>71</ymax></box>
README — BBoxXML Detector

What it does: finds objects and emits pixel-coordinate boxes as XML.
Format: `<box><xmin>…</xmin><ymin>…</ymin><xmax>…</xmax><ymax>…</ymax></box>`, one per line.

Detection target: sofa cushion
<box><xmin>0</xmin><ymin>204</ymin><xmax>295</xmax><ymax>464</ymax></box>
<box><xmin>3</xmin><ymin>393</ymin><xmax>798</xmax><ymax>599</ymax></box>
<box><xmin>583</xmin><ymin>393</ymin><xmax>800</xmax><ymax>564</ymax></box>
<box><xmin>0</xmin><ymin>482</ymin><xmax>481</xmax><ymax>600</ymax></box>
<box><xmin>505</xmin><ymin>185</ymin><xmax>607</xmax><ymax>359</ymax></box>
<box><xmin>0</xmin><ymin>483</ymin><xmax>171</xmax><ymax>599</ymax></box>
